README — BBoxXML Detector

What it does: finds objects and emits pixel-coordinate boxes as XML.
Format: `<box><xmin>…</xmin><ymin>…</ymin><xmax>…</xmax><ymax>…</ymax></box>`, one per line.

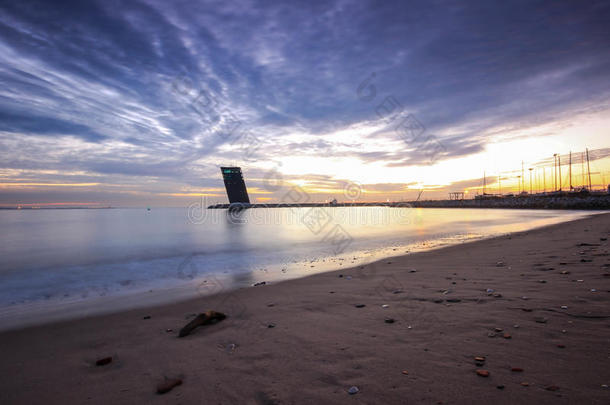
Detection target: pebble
<box><xmin>384</xmin><ymin>318</ymin><xmax>395</xmax><ymax>324</ymax></box>
<box><xmin>511</xmin><ymin>367</ymin><xmax>524</xmax><ymax>372</ymax></box>
<box><xmin>521</xmin><ymin>382</ymin><xmax>530</xmax><ymax>387</ymax></box>
<box><xmin>488</xmin><ymin>332</ymin><xmax>496</xmax><ymax>338</ymax></box>
<box><xmin>95</xmin><ymin>357</ymin><xmax>112</xmax><ymax>366</ymax></box>
<box><xmin>355</xmin><ymin>304</ymin><xmax>366</xmax><ymax>308</ymax></box>
<box><xmin>446</xmin><ymin>298</ymin><xmax>461</xmax><ymax>303</ymax></box>
<box><xmin>253</xmin><ymin>281</ymin><xmax>266</xmax><ymax>286</ymax></box>
<box><xmin>409</xmin><ymin>269</ymin><xmax>417</xmax><ymax>273</ymax></box>
<box><xmin>494</xmin><ymin>327</ymin><xmax>503</xmax><ymax>332</ymax></box>
<box><xmin>513</xmin><ymin>324</ymin><xmax>520</xmax><ymax>328</ymax></box>
<box><xmin>602</xmin><ymin>384</ymin><xmax>608</xmax><ymax>388</ymax></box>
<box><xmin>535</xmin><ymin>317</ymin><xmax>548</xmax><ymax>323</ymax></box>
<box><xmin>591</xmin><ymin>289</ymin><xmax>597</xmax><ymax>292</ymax></box>
<box><xmin>142</xmin><ymin>315</ymin><xmax>151</xmax><ymax>320</ymax></box>
<box><xmin>545</xmin><ymin>385</ymin><xmax>560</xmax><ymax>392</ymax></box>
<box><xmin>561</xmin><ymin>305</ymin><xmax>568</xmax><ymax>309</ymax></box>
<box><xmin>476</xmin><ymin>369</ymin><xmax>490</xmax><ymax>377</ymax></box>
<box><xmin>496</xmin><ymin>385</ymin><xmax>505</xmax><ymax>390</ymax></box>
<box><xmin>474</xmin><ymin>356</ymin><xmax>486</xmax><ymax>362</ymax></box>
<box><xmin>157</xmin><ymin>378</ymin><xmax>182</xmax><ymax>394</ymax></box>
<box><xmin>521</xmin><ymin>296</ymin><xmax>529</xmax><ymax>300</ymax></box>
<box><xmin>348</xmin><ymin>386</ymin><xmax>359</xmax><ymax>395</ymax></box>
<box><xmin>381</xmin><ymin>304</ymin><xmax>389</xmax><ymax>308</ymax></box>
<box><xmin>503</xmin><ymin>333</ymin><xmax>512</xmax><ymax>339</ymax></box>
<box><xmin>267</xmin><ymin>323</ymin><xmax>276</xmax><ymax>328</ymax></box>
<box><xmin>560</xmin><ymin>270</ymin><xmax>570</xmax><ymax>274</ymax></box>
<box><xmin>486</xmin><ymin>288</ymin><xmax>495</xmax><ymax>293</ymax></box>
<box><xmin>402</xmin><ymin>370</ymin><xmax>409</xmax><ymax>375</ymax></box>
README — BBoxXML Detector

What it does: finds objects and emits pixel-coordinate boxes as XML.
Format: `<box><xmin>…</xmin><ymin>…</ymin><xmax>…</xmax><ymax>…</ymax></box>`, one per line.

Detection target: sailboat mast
<box><xmin>586</xmin><ymin>148</ymin><xmax>592</xmax><ymax>190</ymax></box>
<box><xmin>570</xmin><ymin>151</ymin><xmax>572</xmax><ymax>191</ymax></box>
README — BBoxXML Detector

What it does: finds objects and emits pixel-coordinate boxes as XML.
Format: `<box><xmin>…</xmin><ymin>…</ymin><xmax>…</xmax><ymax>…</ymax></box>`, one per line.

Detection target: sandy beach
<box><xmin>1</xmin><ymin>212</ymin><xmax>609</xmax><ymax>404</ymax></box>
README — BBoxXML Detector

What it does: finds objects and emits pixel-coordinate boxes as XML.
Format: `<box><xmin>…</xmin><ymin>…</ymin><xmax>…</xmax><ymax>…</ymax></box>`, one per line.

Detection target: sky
<box><xmin>1</xmin><ymin>0</ymin><xmax>610</xmax><ymax>207</ymax></box>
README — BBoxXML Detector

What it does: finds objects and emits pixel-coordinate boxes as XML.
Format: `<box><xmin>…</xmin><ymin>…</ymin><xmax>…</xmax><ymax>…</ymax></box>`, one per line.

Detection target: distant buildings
<box><xmin>220</xmin><ymin>167</ymin><xmax>250</xmax><ymax>204</ymax></box>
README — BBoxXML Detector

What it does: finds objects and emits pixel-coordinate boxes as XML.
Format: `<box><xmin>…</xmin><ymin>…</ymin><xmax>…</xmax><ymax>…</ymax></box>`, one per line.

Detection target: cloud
<box><xmin>0</xmin><ymin>0</ymin><xmax>609</xmax><ymax>204</ymax></box>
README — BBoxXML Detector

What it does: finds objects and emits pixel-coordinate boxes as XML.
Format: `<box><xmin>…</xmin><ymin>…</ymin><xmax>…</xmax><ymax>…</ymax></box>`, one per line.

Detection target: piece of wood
<box><xmin>178</xmin><ymin>311</ymin><xmax>226</xmax><ymax>337</ymax></box>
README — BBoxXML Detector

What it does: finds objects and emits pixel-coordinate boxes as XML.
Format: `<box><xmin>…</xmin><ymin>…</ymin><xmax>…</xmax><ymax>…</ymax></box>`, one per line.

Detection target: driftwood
<box><xmin>178</xmin><ymin>310</ymin><xmax>226</xmax><ymax>337</ymax></box>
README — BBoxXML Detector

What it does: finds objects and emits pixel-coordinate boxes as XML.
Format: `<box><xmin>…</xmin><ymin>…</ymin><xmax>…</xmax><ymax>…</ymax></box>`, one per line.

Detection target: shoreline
<box><xmin>1</xmin><ymin>212</ymin><xmax>609</xmax><ymax>403</ymax></box>
<box><xmin>0</xmin><ymin>210</ymin><xmax>595</xmax><ymax>332</ymax></box>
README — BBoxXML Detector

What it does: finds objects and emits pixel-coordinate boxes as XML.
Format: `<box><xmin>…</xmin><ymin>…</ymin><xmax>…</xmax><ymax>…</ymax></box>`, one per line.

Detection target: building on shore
<box><xmin>220</xmin><ymin>167</ymin><xmax>250</xmax><ymax>204</ymax></box>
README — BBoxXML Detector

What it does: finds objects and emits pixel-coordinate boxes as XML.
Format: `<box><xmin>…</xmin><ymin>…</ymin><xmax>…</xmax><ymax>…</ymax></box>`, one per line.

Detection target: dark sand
<box><xmin>1</xmin><ymin>213</ymin><xmax>609</xmax><ymax>404</ymax></box>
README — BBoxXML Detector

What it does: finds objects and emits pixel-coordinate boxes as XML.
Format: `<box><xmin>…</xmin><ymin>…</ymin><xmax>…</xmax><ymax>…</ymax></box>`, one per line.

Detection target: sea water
<box><xmin>0</xmin><ymin>207</ymin><xmax>592</xmax><ymax>329</ymax></box>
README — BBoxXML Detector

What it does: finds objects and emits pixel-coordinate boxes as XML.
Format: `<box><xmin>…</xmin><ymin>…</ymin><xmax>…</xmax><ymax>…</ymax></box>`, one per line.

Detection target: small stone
<box><xmin>355</xmin><ymin>304</ymin><xmax>366</xmax><ymax>308</ymax></box>
<box><xmin>348</xmin><ymin>386</ymin><xmax>359</xmax><ymax>395</ymax></box>
<box><xmin>496</xmin><ymin>385</ymin><xmax>505</xmax><ymax>390</ymax></box>
<box><xmin>409</xmin><ymin>269</ymin><xmax>417</xmax><ymax>273</ymax></box>
<box><xmin>602</xmin><ymin>384</ymin><xmax>608</xmax><ymax>388</ymax></box>
<box><xmin>513</xmin><ymin>324</ymin><xmax>520</xmax><ymax>328</ymax></box>
<box><xmin>267</xmin><ymin>303</ymin><xmax>275</xmax><ymax>307</ymax></box>
<box><xmin>521</xmin><ymin>296</ymin><xmax>529</xmax><ymax>300</ymax></box>
<box><xmin>142</xmin><ymin>315</ymin><xmax>151</xmax><ymax>320</ymax></box>
<box><xmin>446</xmin><ymin>298</ymin><xmax>461</xmax><ymax>303</ymax></box>
<box><xmin>476</xmin><ymin>369</ymin><xmax>490</xmax><ymax>377</ymax></box>
<box><xmin>384</xmin><ymin>318</ymin><xmax>395</xmax><ymax>324</ymax></box>
<box><xmin>402</xmin><ymin>370</ymin><xmax>409</xmax><ymax>375</ymax></box>
<box><xmin>521</xmin><ymin>382</ymin><xmax>529</xmax><ymax>387</ymax></box>
<box><xmin>493</xmin><ymin>293</ymin><xmax>502</xmax><ymax>298</ymax></box>
<box><xmin>433</xmin><ymin>299</ymin><xmax>444</xmax><ymax>303</ymax></box>
<box><xmin>496</xmin><ymin>261</ymin><xmax>505</xmax><ymax>267</ymax></box>
<box><xmin>591</xmin><ymin>289</ymin><xmax>597</xmax><ymax>292</ymax></box>
<box><xmin>494</xmin><ymin>327</ymin><xmax>503</xmax><ymax>332</ymax></box>
<box><xmin>503</xmin><ymin>333</ymin><xmax>512</xmax><ymax>339</ymax></box>
<box><xmin>561</xmin><ymin>330</ymin><xmax>567</xmax><ymax>333</ymax></box>
<box><xmin>560</xmin><ymin>270</ymin><xmax>570</xmax><ymax>274</ymax></box>
<box><xmin>156</xmin><ymin>378</ymin><xmax>182</xmax><ymax>394</ymax></box>
<box><xmin>95</xmin><ymin>357</ymin><xmax>112</xmax><ymax>366</ymax></box>
<box><xmin>486</xmin><ymin>288</ymin><xmax>495</xmax><ymax>293</ymax></box>
<box><xmin>474</xmin><ymin>356</ymin><xmax>486</xmax><ymax>362</ymax></box>
<box><xmin>511</xmin><ymin>367</ymin><xmax>524</xmax><ymax>372</ymax></box>
<box><xmin>267</xmin><ymin>323</ymin><xmax>276</xmax><ymax>328</ymax></box>
<box><xmin>253</xmin><ymin>281</ymin><xmax>266</xmax><ymax>286</ymax></box>
<box><xmin>166</xmin><ymin>329</ymin><xmax>173</xmax><ymax>333</ymax></box>
<box><xmin>561</xmin><ymin>305</ymin><xmax>568</xmax><ymax>309</ymax></box>
<box><xmin>488</xmin><ymin>332</ymin><xmax>496</xmax><ymax>338</ymax></box>
<box><xmin>381</xmin><ymin>304</ymin><xmax>389</xmax><ymax>308</ymax></box>
<box><xmin>545</xmin><ymin>385</ymin><xmax>560</xmax><ymax>392</ymax></box>
<box><xmin>535</xmin><ymin>317</ymin><xmax>548</xmax><ymax>323</ymax></box>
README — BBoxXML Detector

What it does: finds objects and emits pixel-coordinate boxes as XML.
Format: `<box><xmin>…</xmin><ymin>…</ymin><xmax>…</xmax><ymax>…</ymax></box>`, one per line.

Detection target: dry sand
<box><xmin>1</xmin><ymin>213</ymin><xmax>609</xmax><ymax>404</ymax></box>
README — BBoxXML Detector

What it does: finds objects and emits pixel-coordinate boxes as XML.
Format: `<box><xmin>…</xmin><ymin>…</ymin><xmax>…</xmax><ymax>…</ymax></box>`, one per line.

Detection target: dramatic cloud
<box><xmin>1</xmin><ymin>0</ymin><xmax>609</xmax><ymax>205</ymax></box>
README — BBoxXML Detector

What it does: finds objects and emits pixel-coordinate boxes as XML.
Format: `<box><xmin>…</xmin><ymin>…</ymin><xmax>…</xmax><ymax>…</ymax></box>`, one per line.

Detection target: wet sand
<box><xmin>1</xmin><ymin>213</ymin><xmax>609</xmax><ymax>404</ymax></box>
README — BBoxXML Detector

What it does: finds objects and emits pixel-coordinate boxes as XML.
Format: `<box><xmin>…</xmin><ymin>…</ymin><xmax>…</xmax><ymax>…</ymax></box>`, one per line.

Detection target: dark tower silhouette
<box><xmin>220</xmin><ymin>167</ymin><xmax>250</xmax><ymax>204</ymax></box>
